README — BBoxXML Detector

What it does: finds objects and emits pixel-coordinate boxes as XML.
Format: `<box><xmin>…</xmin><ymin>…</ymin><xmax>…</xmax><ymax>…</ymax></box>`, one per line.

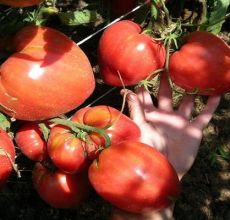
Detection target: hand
<box><xmin>110</xmin><ymin>73</ymin><xmax>221</xmax><ymax>220</ymax></box>
<box><xmin>122</xmin><ymin>74</ymin><xmax>220</xmax><ymax>180</ymax></box>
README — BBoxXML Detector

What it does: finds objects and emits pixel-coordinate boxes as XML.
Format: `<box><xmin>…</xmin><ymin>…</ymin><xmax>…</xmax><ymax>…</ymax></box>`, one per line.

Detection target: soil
<box><xmin>0</xmin><ymin>1</ymin><xmax>229</xmax><ymax>220</ymax></box>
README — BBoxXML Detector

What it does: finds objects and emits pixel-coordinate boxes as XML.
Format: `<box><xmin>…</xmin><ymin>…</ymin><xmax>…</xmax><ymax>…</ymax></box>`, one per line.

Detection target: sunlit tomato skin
<box><xmin>15</xmin><ymin>122</ymin><xmax>48</xmax><ymax>161</ymax></box>
<box><xmin>98</xmin><ymin>20</ymin><xmax>166</xmax><ymax>86</ymax></box>
<box><xmin>89</xmin><ymin>141</ymin><xmax>181</xmax><ymax>213</ymax></box>
<box><xmin>0</xmin><ymin>25</ymin><xmax>95</xmax><ymax>121</ymax></box>
<box><xmin>0</xmin><ymin>0</ymin><xmax>43</xmax><ymax>7</ymax></box>
<box><xmin>0</xmin><ymin>129</ymin><xmax>15</xmax><ymax>187</ymax></box>
<box><xmin>47</xmin><ymin>105</ymin><xmax>140</xmax><ymax>173</ymax></box>
<box><xmin>71</xmin><ymin>105</ymin><xmax>141</xmax><ymax>159</ymax></box>
<box><xmin>47</xmin><ymin>125</ymin><xmax>89</xmax><ymax>174</ymax></box>
<box><xmin>32</xmin><ymin>163</ymin><xmax>92</xmax><ymax>209</ymax></box>
<box><xmin>169</xmin><ymin>31</ymin><xmax>230</xmax><ymax>95</ymax></box>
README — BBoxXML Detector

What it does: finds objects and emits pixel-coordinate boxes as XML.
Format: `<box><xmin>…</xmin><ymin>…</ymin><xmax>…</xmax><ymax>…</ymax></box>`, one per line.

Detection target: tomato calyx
<box><xmin>137</xmin><ymin>68</ymin><xmax>165</xmax><ymax>92</ymax></box>
<box><xmin>49</xmin><ymin>118</ymin><xmax>111</xmax><ymax>147</ymax></box>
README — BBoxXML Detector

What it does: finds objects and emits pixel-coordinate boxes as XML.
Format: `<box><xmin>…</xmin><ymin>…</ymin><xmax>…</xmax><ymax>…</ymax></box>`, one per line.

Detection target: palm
<box><xmin>123</xmin><ymin>75</ymin><xmax>220</xmax><ymax>179</ymax></box>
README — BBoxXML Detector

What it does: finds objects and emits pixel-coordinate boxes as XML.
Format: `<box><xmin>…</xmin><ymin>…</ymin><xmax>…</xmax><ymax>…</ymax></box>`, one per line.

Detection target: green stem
<box><xmin>49</xmin><ymin>118</ymin><xmax>111</xmax><ymax>147</ymax></box>
<box><xmin>38</xmin><ymin>122</ymin><xmax>50</xmax><ymax>142</ymax></box>
<box><xmin>159</xmin><ymin>0</ymin><xmax>170</xmax><ymax>25</ymax></box>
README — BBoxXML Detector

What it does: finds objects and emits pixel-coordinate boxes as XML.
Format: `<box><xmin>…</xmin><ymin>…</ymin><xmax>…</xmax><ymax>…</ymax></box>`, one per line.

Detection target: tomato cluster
<box><xmin>13</xmin><ymin>105</ymin><xmax>144</xmax><ymax>209</ymax></box>
<box><xmin>0</xmin><ymin>0</ymin><xmax>229</xmax><ymax>217</ymax></box>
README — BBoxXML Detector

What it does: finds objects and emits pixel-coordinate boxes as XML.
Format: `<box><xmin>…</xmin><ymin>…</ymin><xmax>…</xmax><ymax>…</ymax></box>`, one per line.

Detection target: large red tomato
<box><xmin>0</xmin><ymin>25</ymin><xmax>95</xmax><ymax>120</ymax></box>
<box><xmin>71</xmin><ymin>105</ymin><xmax>141</xmax><ymax>156</ymax></box>
<box><xmin>0</xmin><ymin>0</ymin><xmax>43</xmax><ymax>7</ymax></box>
<box><xmin>0</xmin><ymin>129</ymin><xmax>15</xmax><ymax>187</ymax></box>
<box><xmin>169</xmin><ymin>31</ymin><xmax>230</xmax><ymax>95</ymax></box>
<box><xmin>32</xmin><ymin>163</ymin><xmax>92</xmax><ymax>209</ymax></box>
<box><xmin>98</xmin><ymin>20</ymin><xmax>166</xmax><ymax>86</ymax></box>
<box><xmin>15</xmin><ymin>122</ymin><xmax>48</xmax><ymax>161</ymax></box>
<box><xmin>47</xmin><ymin>105</ymin><xmax>140</xmax><ymax>174</ymax></box>
<box><xmin>89</xmin><ymin>141</ymin><xmax>181</xmax><ymax>213</ymax></box>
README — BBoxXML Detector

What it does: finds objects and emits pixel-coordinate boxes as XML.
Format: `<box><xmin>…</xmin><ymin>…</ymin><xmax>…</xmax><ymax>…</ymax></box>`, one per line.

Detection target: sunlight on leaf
<box><xmin>58</xmin><ymin>9</ymin><xmax>100</xmax><ymax>26</ymax></box>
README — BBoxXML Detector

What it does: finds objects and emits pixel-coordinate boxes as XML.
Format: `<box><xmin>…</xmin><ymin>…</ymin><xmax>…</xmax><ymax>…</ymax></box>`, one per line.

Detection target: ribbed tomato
<box><xmin>89</xmin><ymin>141</ymin><xmax>181</xmax><ymax>213</ymax></box>
<box><xmin>98</xmin><ymin>20</ymin><xmax>166</xmax><ymax>86</ymax></box>
<box><xmin>32</xmin><ymin>163</ymin><xmax>92</xmax><ymax>209</ymax></box>
<box><xmin>169</xmin><ymin>31</ymin><xmax>230</xmax><ymax>95</ymax></box>
<box><xmin>15</xmin><ymin>122</ymin><xmax>48</xmax><ymax>161</ymax></box>
<box><xmin>0</xmin><ymin>25</ymin><xmax>95</xmax><ymax>120</ymax></box>
<box><xmin>47</xmin><ymin>105</ymin><xmax>140</xmax><ymax>174</ymax></box>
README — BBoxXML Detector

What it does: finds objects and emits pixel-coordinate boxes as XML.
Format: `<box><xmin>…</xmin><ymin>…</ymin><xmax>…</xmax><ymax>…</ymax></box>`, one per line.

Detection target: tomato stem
<box><xmin>38</xmin><ymin>123</ymin><xmax>50</xmax><ymax>142</ymax></box>
<box><xmin>49</xmin><ymin>118</ymin><xmax>111</xmax><ymax>147</ymax></box>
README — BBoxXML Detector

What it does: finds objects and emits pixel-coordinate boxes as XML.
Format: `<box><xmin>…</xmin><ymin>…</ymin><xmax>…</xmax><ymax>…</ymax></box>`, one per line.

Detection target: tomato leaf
<box><xmin>58</xmin><ymin>9</ymin><xmax>100</xmax><ymax>26</ymax></box>
<box><xmin>201</xmin><ymin>0</ymin><xmax>230</xmax><ymax>33</ymax></box>
<box><xmin>150</xmin><ymin>0</ymin><xmax>160</xmax><ymax>20</ymax></box>
<box><xmin>0</xmin><ymin>113</ymin><xmax>11</xmax><ymax>131</ymax></box>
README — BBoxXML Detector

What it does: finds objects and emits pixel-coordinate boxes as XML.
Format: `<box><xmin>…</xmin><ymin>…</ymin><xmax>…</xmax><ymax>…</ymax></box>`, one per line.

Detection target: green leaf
<box><xmin>218</xmin><ymin>147</ymin><xmax>230</xmax><ymax>161</ymax></box>
<box><xmin>204</xmin><ymin>0</ymin><xmax>230</xmax><ymax>34</ymax></box>
<box><xmin>0</xmin><ymin>112</ymin><xmax>11</xmax><ymax>131</ymax></box>
<box><xmin>150</xmin><ymin>0</ymin><xmax>159</xmax><ymax>20</ymax></box>
<box><xmin>58</xmin><ymin>9</ymin><xmax>99</xmax><ymax>26</ymax></box>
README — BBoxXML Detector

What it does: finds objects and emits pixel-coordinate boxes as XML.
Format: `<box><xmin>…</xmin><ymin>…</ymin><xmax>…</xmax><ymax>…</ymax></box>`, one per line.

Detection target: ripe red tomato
<box><xmin>98</xmin><ymin>20</ymin><xmax>166</xmax><ymax>86</ymax></box>
<box><xmin>0</xmin><ymin>129</ymin><xmax>15</xmax><ymax>187</ymax></box>
<box><xmin>15</xmin><ymin>122</ymin><xmax>48</xmax><ymax>161</ymax></box>
<box><xmin>32</xmin><ymin>163</ymin><xmax>92</xmax><ymax>209</ymax></box>
<box><xmin>0</xmin><ymin>25</ymin><xmax>95</xmax><ymax>120</ymax></box>
<box><xmin>47</xmin><ymin>105</ymin><xmax>140</xmax><ymax>174</ymax></box>
<box><xmin>89</xmin><ymin>141</ymin><xmax>181</xmax><ymax>213</ymax></box>
<box><xmin>47</xmin><ymin>124</ymin><xmax>89</xmax><ymax>174</ymax></box>
<box><xmin>71</xmin><ymin>105</ymin><xmax>141</xmax><ymax>158</ymax></box>
<box><xmin>169</xmin><ymin>31</ymin><xmax>230</xmax><ymax>95</ymax></box>
<box><xmin>0</xmin><ymin>0</ymin><xmax>43</xmax><ymax>7</ymax></box>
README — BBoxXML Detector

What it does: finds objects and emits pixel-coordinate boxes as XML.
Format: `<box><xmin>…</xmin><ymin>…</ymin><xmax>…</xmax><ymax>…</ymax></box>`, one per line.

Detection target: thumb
<box><xmin>120</xmin><ymin>89</ymin><xmax>146</xmax><ymax>125</ymax></box>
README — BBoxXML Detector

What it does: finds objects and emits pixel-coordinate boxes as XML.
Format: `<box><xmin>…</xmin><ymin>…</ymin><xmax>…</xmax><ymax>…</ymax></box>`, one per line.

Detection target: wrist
<box><xmin>147</xmin><ymin>205</ymin><xmax>175</xmax><ymax>220</ymax></box>
<box><xmin>110</xmin><ymin>204</ymin><xmax>175</xmax><ymax>220</ymax></box>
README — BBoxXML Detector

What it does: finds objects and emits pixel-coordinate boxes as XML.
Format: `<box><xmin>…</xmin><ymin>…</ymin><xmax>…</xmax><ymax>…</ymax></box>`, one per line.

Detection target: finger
<box><xmin>191</xmin><ymin>96</ymin><xmax>221</xmax><ymax>130</ymax></box>
<box><xmin>135</xmin><ymin>87</ymin><xmax>156</xmax><ymax>112</ymax></box>
<box><xmin>158</xmin><ymin>73</ymin><xmax>173</xmax><ymax>111</ymax></box>
<box><xmin>177</xmin><ymin>95</ymin><xmax>195</xmax><ymax>119</ymax></box>
<box><xmin>120</xmin><ymin>89</ymin><xmax>146</xmax><ymax>125</ymax></box>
